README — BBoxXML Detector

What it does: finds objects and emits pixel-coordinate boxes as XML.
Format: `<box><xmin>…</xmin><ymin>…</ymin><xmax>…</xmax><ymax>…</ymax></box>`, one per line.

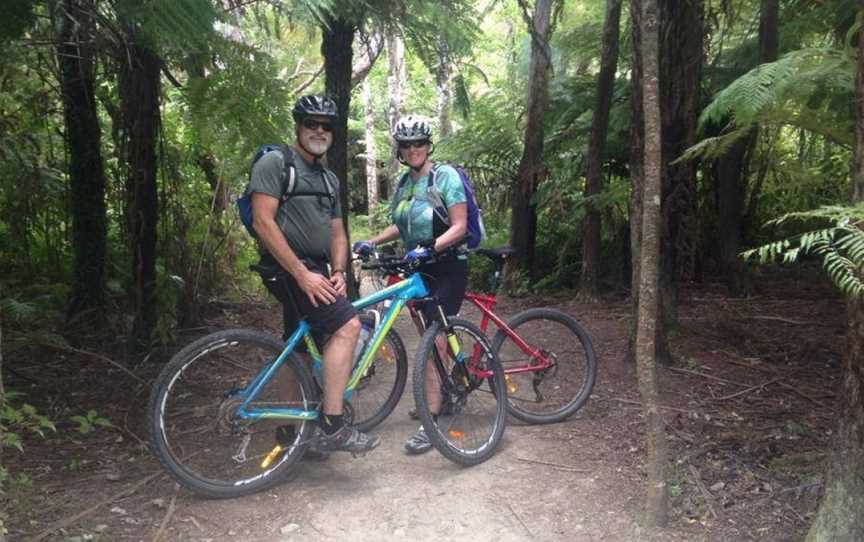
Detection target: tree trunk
<box><xmin>510</xmin><ymin>0</ymin><xmax>554</xmax><ymax>276</ymax></box>
<box><xmin>713</xmin><ymin>0</ymin><xmax>778</xmax><ymax>295</ymax></box>
<box><xmin>580</xmin><ymin>0</ymin><xmax>622</xmax><ymax>298</ymax></box>
<box><xmin>57</xmin><ymin>0</ymin><xmax>108</xmax><ymax>321</ymax></box>
<box><xmin>351</xmin><ymin>31</ymin><xmax>383</xmax><ymax>86</ymax></box>
<box><xmin>659</xmin><ymin>0</ymin><xmax>703</xmax><ymax>286</ymax></box>
<box><xmin>385</xmin><ymin>28</ymin><xmax>406</xmax><ymax>183</ymax></box>
<box><xmin>628</xmin><ymin>0</ymin><xmax>671</xmax><ymax>366</ymax></box>
<box><xmin>636</xmin><ymin>0</ymin><xmax>669</xmax><ymax>526</ymax></box>
<box><xmin>629</xmin><ymin>0</ymin><xmax>644</xmax><ymax>305</ymax></box>
<box><xmin>119</xmin><ymin>28</ymin><xmax>161</xmax><ymax>350</ymax></box>
<box><xmin>362</xmin><ymin>76</ymin><xmax>378</xmax><ymax>227</ymax></box>
<box><xmin>0</xmin><ymin>313</ymin><xmax>5</xmax><ymax>513</ymax></box>
<box><xmin>435</xmin><ymin>35</ymin><xmax>453</xmax><ymax>138</ymax></box>
<box><xmin>322</xmin><ymin>14</ymin><xmax>358</xmax><ymax>298</ymax></box>
<box><xmin>805</xmin><ymin>9</ymin><xmax>864</xmax><ymax>539</ymax></box>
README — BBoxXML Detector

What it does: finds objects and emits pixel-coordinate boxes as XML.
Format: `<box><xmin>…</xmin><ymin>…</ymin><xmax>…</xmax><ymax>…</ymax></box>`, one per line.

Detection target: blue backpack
<box><xmin>400</xmin><ymin>162</ymin><xmax>486</xmax><ymax>250</ymax></box>
<box><xmin>237</xmin><ymin>144</ymin><xmax>334</xmax><ymax>237</ymax></box>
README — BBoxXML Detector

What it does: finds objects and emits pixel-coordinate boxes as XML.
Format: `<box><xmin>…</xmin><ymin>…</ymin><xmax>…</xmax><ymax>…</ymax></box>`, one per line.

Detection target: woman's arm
<box><xmin>433</xmin><ymin>202</ymin><xmax>467</xmax><ymax>253</ymax></box>
<box><xmin>370</xmin><ymin>224</ymin><xmax>401</xmax><ymax>246</ymax></box>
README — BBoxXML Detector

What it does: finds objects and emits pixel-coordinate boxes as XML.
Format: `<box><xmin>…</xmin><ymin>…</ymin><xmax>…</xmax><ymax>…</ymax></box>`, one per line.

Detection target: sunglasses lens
<box><xmin>303</xmin><ymin>119</ymin><xmax>333</xmax><ymax>132</ymax></box>
<box><xmin>399</xmin><ymin>141</ymin><xmax>428</xmax><ymax>149</ymax></box>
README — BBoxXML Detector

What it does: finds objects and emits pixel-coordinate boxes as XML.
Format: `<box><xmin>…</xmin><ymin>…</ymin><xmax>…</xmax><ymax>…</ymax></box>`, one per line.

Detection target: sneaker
<box><xmin>275</xmin><ymin>425</ymin><xmax>330</xmax><ymax>461</ymax></box>
<box><xmin>408</xmin><ymin>400</ymin><xmax>454</xmax><ymax>421</ymax></box>
<box><xmin>403</xmin><ymin>426</ymin><xmax>433</xmax><ymax>455</ymax></box>
<box><xmin>316</xmin><ymin>425</ymin><xmax>381</xmax><ymax>456</ymax></box>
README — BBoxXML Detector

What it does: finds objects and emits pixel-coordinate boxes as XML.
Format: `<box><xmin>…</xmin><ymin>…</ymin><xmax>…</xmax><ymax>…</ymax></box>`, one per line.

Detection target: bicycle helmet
<box><xmin>292</xmin><ymin>95</ymin><xmax>338</xmax><ymax>121</ymax></box>
<box><xmin>393</xmin><ymin>115</ymin><xmax>433</xmax><ymax>142</ymax></box>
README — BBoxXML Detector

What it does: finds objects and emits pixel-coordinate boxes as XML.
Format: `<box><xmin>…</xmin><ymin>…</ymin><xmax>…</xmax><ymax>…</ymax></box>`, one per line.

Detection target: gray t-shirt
<box><xmin>246</xmin><ymin>147</ymin><xmax>342</xmax><ymax>262</ymax></box>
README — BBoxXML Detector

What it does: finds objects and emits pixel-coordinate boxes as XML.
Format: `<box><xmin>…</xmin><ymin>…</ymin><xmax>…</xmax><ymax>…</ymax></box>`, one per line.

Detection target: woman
<box><xmin>353</xmin><ymin>115</ymin><xmax>469</xmax><ymax>455</ymax></box>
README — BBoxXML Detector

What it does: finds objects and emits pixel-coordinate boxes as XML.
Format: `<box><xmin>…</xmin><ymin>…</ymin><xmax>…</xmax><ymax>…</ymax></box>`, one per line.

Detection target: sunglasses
<box><xmin>301</xmin><ymin>118</ymin><xmax>334</xmax><ymax>132</ymax></box>
<box><xmin>398</xmin><ymin>140</ymin><xmax>429</xmax><ymax>149</ymax></box>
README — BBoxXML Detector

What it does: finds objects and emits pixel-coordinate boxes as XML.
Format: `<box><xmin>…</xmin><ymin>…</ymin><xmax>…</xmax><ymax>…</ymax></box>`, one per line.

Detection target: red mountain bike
<box><xmin>371</xmin><ymin>247</ymin><xmax>597</xmax><ymax>424</ymax></box>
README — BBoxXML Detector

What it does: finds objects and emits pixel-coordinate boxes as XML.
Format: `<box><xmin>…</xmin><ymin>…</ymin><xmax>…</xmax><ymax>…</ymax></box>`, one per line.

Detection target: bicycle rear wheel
<box><xmin>413</xmin><ymin>318</ymin><xmax>507</xmax><ymax>466</ymax></box>
<box><xmin>350</xmin><ymin>313</ymin><xmax>408</xmax><ymax>432</ymax></box>
<box><xmin>148</xmin><ymin>329</ymin><xmax>318</xmax><ymax>498</ymax></box>
<box><xmin>491</xmin><ymin>308</ymin><xmax>597</xmax><ymax>424</ymax></box>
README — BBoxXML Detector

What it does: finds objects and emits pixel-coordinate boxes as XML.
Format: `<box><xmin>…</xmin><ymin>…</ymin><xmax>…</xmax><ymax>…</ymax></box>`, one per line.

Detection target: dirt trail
<box><xmin>11</xmin><ymin>276</ymin><xmax>841</xmax><ymax>541</ymax></box>
<box><xmin>152</xmin><ymin>308</ymin><xmax>690</xmax><ymax>542</ymax></box>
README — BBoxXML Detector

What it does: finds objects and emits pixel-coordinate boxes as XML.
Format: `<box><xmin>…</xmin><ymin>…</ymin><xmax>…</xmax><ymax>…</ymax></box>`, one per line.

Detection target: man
<box><xmin>248</xmin><ymin>95</ymin><xmax>379</xmax><ymax>454</ymax></box>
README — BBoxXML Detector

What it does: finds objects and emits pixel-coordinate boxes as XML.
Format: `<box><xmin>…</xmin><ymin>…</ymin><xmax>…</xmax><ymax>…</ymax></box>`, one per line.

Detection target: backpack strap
<box><xmin>277</xmin><ymin>146</ymin><xmax>336</xmax><ymax>204</ymax></box>
<box><xmin>426</xmin><ymin>162</ymin><xmax>451</xmax><ymax>225</ymax></box>
<box><xmin>277</xmin><ymin>145</ymin><xmax>297</xmax><ymax>202</ymax></box>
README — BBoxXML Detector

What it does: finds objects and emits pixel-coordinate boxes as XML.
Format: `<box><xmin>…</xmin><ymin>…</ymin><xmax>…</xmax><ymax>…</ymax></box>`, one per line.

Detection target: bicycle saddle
<box><xmin>476</xmin><ymin>247</ymin><xmax>514</xmax><ymax>262</ymax></box>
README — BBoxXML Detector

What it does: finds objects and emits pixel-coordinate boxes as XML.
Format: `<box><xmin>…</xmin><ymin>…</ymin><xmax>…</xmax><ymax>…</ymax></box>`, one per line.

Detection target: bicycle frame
<box><xmin>464</xmin><ymin>293</ymin><xmax>553</xmax><ymax>375</ymax></box>
<box><xmin>234</xmin><ymin>271</ymin><xmax>429</xmax><ymax>422</ymax></box>
<box><xmin>384</xmin><ymin>268</ymin><xmax>553</xmax><ymax>376</ymax></box>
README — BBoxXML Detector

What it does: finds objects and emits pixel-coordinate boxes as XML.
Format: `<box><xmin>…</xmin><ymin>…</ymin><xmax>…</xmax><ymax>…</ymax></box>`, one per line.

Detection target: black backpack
<box><xmin>237</xmin><ymin>144</ymin><xmax>335</xmax><ymax>237</ymax></box>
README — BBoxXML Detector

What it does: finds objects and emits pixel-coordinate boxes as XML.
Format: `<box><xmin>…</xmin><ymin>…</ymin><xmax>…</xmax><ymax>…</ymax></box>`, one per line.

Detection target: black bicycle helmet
<box><xmin>393</xmin><ymin>115</ymin><xmax>433</xmax><ymax>142</ymax></box>
<box><xmin>292</xmin><ymin>95</ymin><xmax>338</xmax><ymax>121</ymax></box>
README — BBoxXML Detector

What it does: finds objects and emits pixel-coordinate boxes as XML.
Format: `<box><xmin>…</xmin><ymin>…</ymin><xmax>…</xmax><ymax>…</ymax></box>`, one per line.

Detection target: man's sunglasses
<box><xmin>398</xmin><ymin>140</ymin><xmax>429</xmax><ymax>149</ymax></box>
<box><xmin>301</xmin><ymin>118</ymin><xmax>334</xmax><ymax>132</ymax></box>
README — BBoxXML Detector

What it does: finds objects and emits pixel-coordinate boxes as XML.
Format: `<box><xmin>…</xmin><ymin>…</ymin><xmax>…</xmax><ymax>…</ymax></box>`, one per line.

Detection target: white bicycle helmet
<box><xmin>393</xmin><ymin>115</ymin><xmax>433</xmax><ymax>142</ymax></box>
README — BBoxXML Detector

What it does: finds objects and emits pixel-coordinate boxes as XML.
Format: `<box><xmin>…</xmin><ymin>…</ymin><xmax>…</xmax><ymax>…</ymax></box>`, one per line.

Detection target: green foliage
<box><xmin>1</xmin><ymin>390</ymin><xmax>55</xmax><ymax>481</ymax></box>
<box><xmin>70</xmin><ymin>409</ymin><xmax>113</xmax><ymax>434</ymax></box>
<box><xmin>742</xmin><ymin>204</ymin><xmax>864</xmax><ymax>299</ymax></box>
<box><xmin>0</xmin><ymin>0</ymin><xmax>37</xmax><ymax>42</ymax></box>
<box><xmin>699</xmin><ymin>48</ymin><xmax>854</xmax><ymax>146</ymax></box>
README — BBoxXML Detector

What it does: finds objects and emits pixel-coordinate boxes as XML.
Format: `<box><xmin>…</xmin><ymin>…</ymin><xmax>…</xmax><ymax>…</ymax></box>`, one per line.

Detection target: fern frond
<box><xmin>700</xmin><ymin>47</ymin><xmax>854</xmax><ymax>137</ymax></box>
<box><xmin>0</xmin><ymin>298</ymin><xmax>37</xmax><ymax>324</ymax></box>
<box><xmin>673</xmin><ymin>125</ymin><xmax>752</xmax><ymax>164</ymax></box>
<box><xmin>743</xmin><ymin>203</ymin><xmax>864</xmax><ymax>299</ymax></box>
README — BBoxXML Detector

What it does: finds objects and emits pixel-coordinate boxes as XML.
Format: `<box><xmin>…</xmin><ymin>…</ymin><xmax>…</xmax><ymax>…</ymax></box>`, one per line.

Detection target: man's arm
<box><xmin>251</xmin><ymin>192</ymin><xmax>337</xmax><ymax>306</ymax></box>
<box><xmin>329</xmin><ymin>217</ymin><xmax>349</xmax><ymax>296</ymax></box>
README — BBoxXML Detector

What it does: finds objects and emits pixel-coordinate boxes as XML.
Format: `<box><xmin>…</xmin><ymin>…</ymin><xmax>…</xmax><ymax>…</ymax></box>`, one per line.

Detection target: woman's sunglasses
<box><xmin>398</xmin><ymin>140</ymin><xmax>429</xmax><ymax>149</ymax></box>
<box><xmin>301</xmin><ymin>118</ymin><xmax>334</xmax><ymax>132</ymax></box>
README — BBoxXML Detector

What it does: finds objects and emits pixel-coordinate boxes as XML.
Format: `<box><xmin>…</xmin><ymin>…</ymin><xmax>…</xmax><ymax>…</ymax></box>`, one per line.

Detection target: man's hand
<box><xmin>330</xmin><ymin>271</ymin><xmax>347</xmax><ymax>296</ymax></box>
<box><xmin>297</xmin><ymin>269</ymin><xmax>338</xmax><ymax>307</ymax></box>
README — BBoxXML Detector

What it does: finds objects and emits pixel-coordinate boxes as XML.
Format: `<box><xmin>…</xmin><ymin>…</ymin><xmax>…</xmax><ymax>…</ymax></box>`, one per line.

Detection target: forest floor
<box><xmin>2</xmin><ymin>267</ymin><xmax>843</xmax><ymax>542</ymax></box>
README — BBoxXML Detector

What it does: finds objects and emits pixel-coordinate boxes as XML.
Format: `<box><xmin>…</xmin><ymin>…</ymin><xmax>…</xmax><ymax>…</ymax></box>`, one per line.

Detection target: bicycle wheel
<box><xmin>148</xmin><ymin>329</ymin><xmax>318</xmax><ymax>498</ymax></box>
<box><xmin>350</xmin><ymin>313</ymin><xmax>408</xmax><ymax>432</ymax></box>
<box><xmin>491</xmin><ymin>308</ymin><xmax>597</xmax><ymax>424</ymax></box>
<box><xmin>413</xmin><ymin>318</ymin><xmax>507</xmax><ymax>466</ymax></box>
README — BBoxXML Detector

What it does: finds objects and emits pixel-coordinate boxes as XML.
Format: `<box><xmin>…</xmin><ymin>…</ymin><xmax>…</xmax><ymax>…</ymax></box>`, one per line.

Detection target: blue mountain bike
<box><xmin>148</xmin><ymin>252</ymin><xmax>507</xmax><ymax>498</ymax></box>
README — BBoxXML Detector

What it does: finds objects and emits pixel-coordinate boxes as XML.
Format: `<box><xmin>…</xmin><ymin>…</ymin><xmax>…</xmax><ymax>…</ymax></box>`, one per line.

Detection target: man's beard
<box><xmin>305</xmin><ymin>138</ymin><xmax>330</xmax><ymax>156</ymax></box>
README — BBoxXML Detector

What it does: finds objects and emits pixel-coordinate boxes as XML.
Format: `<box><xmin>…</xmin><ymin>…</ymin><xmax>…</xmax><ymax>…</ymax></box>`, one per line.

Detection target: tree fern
<box><xmin>700</xmin><ymin>47</ymin><xmax>853</xmax><ymax>131</ymax></box>
<box><xmin>742</xmin><ymin>204</ymin><xmax>864</xmax><ymax>299</ymax></box>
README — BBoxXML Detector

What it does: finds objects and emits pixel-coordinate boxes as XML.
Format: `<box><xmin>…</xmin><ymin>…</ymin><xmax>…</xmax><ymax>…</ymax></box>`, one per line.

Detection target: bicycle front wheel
<box><xmin>148</xmin><ymin>329</ymin><xmax>318</xmax><ymax>498</ymax></box>
<box><xmin>350</xmin><ymin>313</ymin><xmax>408</xmax><ymax>432</ymax></box>
<box><xmin>413</xmin><ymin>318</ymin><xmax>507</xmax><ymax>466</ymax></box>
<box><xmin>491</xmin><ymin>308</ymin><xmax>597</xmax><ymax>424</ymax></box>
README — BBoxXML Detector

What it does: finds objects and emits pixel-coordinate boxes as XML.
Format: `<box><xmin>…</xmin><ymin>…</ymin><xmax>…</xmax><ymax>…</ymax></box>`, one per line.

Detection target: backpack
<box><xmin>236</xmin><ymin>144</ymin><xmax>335</xmax><ymax>237</ymax></box>
<box><xmin>399</xmin><ymin>162</ymin><xmax>486</xmax><ymax>250</ymax></box>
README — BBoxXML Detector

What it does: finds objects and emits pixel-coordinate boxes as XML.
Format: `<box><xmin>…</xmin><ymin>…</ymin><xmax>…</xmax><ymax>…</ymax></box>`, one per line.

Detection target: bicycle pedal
<box><xmin>260</xmin><ymin>444</ymin><xmax>284</xmax><ymax>469</ymax></box>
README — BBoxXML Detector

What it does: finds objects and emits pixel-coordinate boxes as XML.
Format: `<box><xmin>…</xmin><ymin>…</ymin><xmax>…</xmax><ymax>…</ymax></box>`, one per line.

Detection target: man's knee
<box><xmin>334</xmin><ymin>315</ymin><xmax>361</xmax><ymax>341</ymax></box>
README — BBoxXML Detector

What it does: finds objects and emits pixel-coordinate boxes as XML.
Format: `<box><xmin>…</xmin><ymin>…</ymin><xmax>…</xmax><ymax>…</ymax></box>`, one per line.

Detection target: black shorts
<box><xmin>416</xmin><ymin>258</ymin><xmax>468</xmax><ymax>324</ymax></box>
<box><xmin>257</xmin><ymin>255</ymin><xmax>357</xmax><ymax>342</ymax></box>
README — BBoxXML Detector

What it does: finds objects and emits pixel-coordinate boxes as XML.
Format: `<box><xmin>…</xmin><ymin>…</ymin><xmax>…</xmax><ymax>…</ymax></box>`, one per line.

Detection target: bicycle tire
<box><xmin>350</xmin><ymin>313</ymin><xmax>408</xmax><ymax>432</ymax></box>
<box><xmin>491</xmin><ymin>308</ymin><xmax>597</xmax><ymax>424</ymax></box>
<box><xmin>148</xmin><ymin>329</ymin><xmax>318</xmax><ymax>498</ymax></box>
<box><xmin>413</xmin><ymin>318</ymin><xmax>507</xmax><ymax>466</ymax></box>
